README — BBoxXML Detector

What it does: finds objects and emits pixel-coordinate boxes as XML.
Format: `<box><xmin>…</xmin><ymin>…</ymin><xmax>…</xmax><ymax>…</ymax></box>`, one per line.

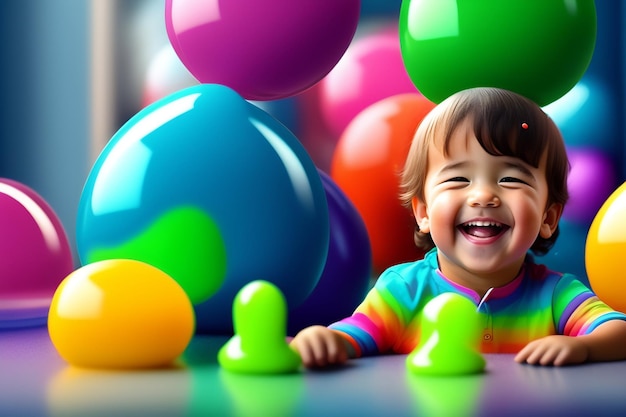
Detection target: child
<box><xmin>291</xmin><ymin>87</ymin><xmax>626</xmax><ymax>368</ymax></box>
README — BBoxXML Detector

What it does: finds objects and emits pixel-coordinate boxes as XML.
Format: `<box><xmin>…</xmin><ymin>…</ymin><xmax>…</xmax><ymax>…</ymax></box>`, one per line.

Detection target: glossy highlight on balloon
<box><xmin>543</xmin><ymin>76</ymin><xmax>619</xmax><ymax>154</ymax></box>
<box><xmin>0</xmin><ymin>178</ymin><xmax>74</xmax><ymax>329</ymax></box>
<box><xmin>399</xmin><ymin>0</ymin><xmax>597</xmax><ymax>106</ymax></box>
<box><xmin>48</xmin><ymin>259</ymin><xmax>195</xmax><ymax>369</ymax></box>
<box><xmin>165</xmin><ymin>0</ymin><xmax>360</xmax><ymax>100</ymax></box>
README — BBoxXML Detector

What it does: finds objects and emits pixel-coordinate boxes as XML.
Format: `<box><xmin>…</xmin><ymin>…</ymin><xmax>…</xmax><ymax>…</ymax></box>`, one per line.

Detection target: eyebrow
<box><xmin>502</xmin><ymin>161</ymin><xmax>535</xmax><ymax>178</ymax></box>
<box><xmin>437</xmin><ymin>160</ymin><xmax>535</xmax><ymax>178</ymax></box>
<box><xmin>437</xmin><ymin>161</ymin><xmax>469</xmax><ymax>175</ymax></box>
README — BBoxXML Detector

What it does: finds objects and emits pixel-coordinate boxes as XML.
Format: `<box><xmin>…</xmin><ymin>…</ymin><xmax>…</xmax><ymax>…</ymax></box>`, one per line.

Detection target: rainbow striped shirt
<box><xmin>330</xmin><ymin>249</ymin><xmax>626</xmax><ymax>356</ymax></box>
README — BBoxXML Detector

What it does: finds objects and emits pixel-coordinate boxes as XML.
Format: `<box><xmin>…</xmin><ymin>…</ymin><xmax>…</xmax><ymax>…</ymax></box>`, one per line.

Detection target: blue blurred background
<box><xmin>0</xmin><ymin>0</ymin><xmax>623</xmax><ymax>284</ymax></box>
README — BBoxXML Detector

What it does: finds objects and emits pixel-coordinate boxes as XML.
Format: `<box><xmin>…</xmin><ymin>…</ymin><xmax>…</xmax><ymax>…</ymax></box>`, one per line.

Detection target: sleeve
<box><xmin>552</xmin><ymin>273</ymin><xmax>626</xmax><ymax>336</ymax></box>
<box><xmin>329</xmin><ymin>267</ymin><xmax>424</xmax><ymax>357</ymax></box>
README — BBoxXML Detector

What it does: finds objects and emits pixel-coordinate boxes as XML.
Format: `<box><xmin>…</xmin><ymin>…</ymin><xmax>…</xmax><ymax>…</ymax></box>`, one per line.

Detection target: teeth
<box><xmin>464</xmin><ymin>221</ymin><xmax>502</xmax><ymax>227</ymax></box>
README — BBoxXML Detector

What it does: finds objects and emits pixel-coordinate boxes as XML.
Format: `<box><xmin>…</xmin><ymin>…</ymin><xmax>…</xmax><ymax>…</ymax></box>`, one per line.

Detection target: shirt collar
<box><xmin>429</xmin><ymin>248</ymin><xmax>526</xmax><ymax>303</ymax></box>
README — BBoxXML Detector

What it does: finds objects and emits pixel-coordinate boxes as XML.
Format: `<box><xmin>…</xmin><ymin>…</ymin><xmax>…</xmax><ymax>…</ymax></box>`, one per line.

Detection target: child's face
<box><xmin>412</xmin><ymin>118</ymin><xmax>562</xmax><ymax>282</ymax></box>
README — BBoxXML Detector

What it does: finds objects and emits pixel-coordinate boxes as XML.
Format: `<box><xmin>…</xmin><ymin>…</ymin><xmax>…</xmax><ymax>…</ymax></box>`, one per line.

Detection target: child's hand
<box><xmin>290</xmin><ymin>325</ymin><xmax>350</xmax><ymax>368</ymax></box>
<box><xmin>514</xmin><ymin>335</ymin><xmax>589</xmax><ymax>366</ymax></box>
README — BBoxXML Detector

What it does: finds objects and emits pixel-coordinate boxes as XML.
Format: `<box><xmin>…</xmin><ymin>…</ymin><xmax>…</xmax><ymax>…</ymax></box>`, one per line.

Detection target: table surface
<box><xmin>1</xmin><ymin>326</ymin><xmax>625</xmax><ymax>417</ymax></box>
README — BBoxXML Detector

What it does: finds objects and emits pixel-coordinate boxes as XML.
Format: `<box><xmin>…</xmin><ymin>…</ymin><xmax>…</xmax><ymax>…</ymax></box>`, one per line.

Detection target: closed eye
<box><xmin>443</xmin><ymin>177</ymin><xmax>469</xmax><ymax>183</ymax></box>
<box><xmin>444</xmin><ymin>177</ymin><xmax>469</xmax><ymax>183</ymax></box>
<box><xmin>500</xmin><ymin>177</ymin><xmax>528</xmax><ymax>185</ymax></box>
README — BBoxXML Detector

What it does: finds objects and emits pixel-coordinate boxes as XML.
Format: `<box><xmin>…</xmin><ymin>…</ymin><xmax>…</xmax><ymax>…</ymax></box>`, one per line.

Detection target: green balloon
<box><xmin>399</xmin><ymin>0</ymin><xmax>597</xmax><ymax>106</ymax></box>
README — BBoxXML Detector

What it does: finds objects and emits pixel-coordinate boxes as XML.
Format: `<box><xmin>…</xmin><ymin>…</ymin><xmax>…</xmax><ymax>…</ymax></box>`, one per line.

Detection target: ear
<box><xmin>539</xmin><ymin>203</ymin><xmax>563</xmax><ymax>239</ymax></box>
<box><xmin>411</xmin><ymin>197</ymin><xmax>430</xmax><ymax>234</ymax></box>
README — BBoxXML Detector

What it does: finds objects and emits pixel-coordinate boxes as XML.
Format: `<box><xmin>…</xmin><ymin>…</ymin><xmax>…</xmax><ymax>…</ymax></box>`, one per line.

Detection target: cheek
<box><xmin>429</xmin><ymin>192</ymin><xmax>459</xmax><ymax>213</ymax></box>
<box><xmin>427</xmin><ymin>194</ymin><xmax>460</xmax><ymax>233</ymax></box>
<box><xmin>510</xmin><ymin>195</ymin><xmax>545</xmax><ymax>230</ymax></box>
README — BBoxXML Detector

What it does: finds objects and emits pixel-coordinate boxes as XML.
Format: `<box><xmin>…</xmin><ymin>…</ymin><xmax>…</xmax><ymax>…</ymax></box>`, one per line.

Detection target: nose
<box><xmin>467</xmin><ymin>185</ymin><xmax>500</xmax><ymax>208</ymax></box>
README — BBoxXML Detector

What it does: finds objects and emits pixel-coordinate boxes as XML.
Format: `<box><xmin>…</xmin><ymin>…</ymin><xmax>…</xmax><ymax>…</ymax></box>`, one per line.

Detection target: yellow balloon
<box><xmin>585</xmin><ymin>182</ymin><xmax>626</xmax><ymax>313</ymax></box>
<box><xmin>48</xmin><ymin>259</ymin><xmax>195</xmax><ymax>369</ymax></box>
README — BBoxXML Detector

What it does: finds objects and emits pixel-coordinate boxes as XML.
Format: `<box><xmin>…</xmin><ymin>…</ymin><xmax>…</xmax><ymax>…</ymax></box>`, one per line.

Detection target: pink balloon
<box><xmin>318</xmin><ymin>24</ymin><xmax>420</xmax><ymax>137</ymax></box>
<box><xmin>165</xmin><ymin>0</ymin><xmax>360</xmax><ymax>101</ymax></box>
<box><xmin>0</xmin><ymin>178</ymin><xmax>74</xmax><ymax>328</ymax></box>
<box><xmin>564</xmin><ymin>148</ymin><xmax>617</xmax><ymax>224</ymax></box>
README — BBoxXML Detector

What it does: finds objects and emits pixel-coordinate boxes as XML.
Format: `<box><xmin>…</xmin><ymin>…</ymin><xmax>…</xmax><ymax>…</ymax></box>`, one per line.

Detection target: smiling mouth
<box><xmin>458</xmin><ymin>220</ymin><xmax>510</xmax><ymax>239</ymax></box>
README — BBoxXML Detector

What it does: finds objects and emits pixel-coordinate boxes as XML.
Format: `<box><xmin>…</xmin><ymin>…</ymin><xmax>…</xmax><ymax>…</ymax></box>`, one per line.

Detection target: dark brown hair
<box><xmin>400</xmin><ymin>87</ymin><xmax>569</xmax><ymax>256</ymax></box>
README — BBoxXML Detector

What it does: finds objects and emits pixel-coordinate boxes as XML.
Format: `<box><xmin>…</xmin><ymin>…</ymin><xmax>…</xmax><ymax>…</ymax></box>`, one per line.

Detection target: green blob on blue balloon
<box><xmin>86</xmin><ymin>206</ymin><xmax>227</xmax><ymax>305</ymax></box>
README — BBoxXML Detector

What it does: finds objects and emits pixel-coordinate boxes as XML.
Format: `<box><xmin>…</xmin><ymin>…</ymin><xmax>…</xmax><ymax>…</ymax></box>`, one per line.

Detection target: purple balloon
<box><xmin>564</xmin><ymin>148</ymin><xmax>617</xmax><ymax>224</ymax></box>
<box><xmin>288</xmin><ymin>170</ymin><xmax>372</xmax><ymax>335</ymax></box>
<box><xmin>165</xmin><ymin>0</ymin><xmax>360</xmax><ymax>101</ymax></box>
<box><xmin>0</xmin><ymin>178</ymin><xmax>74</xmax><ymax>328</ymax></box>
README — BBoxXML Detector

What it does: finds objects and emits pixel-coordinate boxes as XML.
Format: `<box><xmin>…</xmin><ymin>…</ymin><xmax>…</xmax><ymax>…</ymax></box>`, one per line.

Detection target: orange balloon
<box><xmin>331</xmin><ymin>93</ymin><xmax>436</xmax><ymax>273</ymax></box>
<box><xmin>585</xmin><ymin>182</ymin><xmax>626</xmax><ymax>313</ymax></box>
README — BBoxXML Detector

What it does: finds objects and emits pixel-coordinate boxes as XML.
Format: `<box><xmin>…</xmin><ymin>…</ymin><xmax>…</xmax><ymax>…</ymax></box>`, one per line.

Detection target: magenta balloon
<box><xmin>288</xmin><ymin>170</ymin><xmax>372</xmax><ymax>335</ymax></box>
<box><xmin>319</xmin><ymin>24</ymin><xmax>419</xmax><ymax>137</ymax></box>
<box><xmin>0</xmin><ymin>178</ymin><xmax>74</xmax><ymax>328</ymax></box>
<box><xmin>165</xmin><ymin>0</ymin><xmax>360</xmax><ymax>101</ymax></box>
<box><xmin>563</xmin><ymin>148</ymin><xmax>617</xmax><ymax>224</ymax></box>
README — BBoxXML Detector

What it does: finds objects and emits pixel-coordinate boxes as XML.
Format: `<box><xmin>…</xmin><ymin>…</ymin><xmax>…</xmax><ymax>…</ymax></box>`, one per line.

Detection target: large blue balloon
<box><xmin>77</xmin><ymin>83</ymin><xmax>329</xmax><ymax>334</ymax></box>
<box><xmin>287</xmin><ymin>170</ymin><xmax>372</xmax><ymax>335</ymax></box>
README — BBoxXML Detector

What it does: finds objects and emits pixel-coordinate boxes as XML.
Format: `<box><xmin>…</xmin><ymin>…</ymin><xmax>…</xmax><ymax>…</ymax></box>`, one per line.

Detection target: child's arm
<box><xmin>290</xmin><ymin>325</ymin><xmax>354</xmax><ymax>368</ymax></box>
<box><xmin>514</xmin><ymin>319</ymin><xmax>626</xmax><ymax>366</ymax></box>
